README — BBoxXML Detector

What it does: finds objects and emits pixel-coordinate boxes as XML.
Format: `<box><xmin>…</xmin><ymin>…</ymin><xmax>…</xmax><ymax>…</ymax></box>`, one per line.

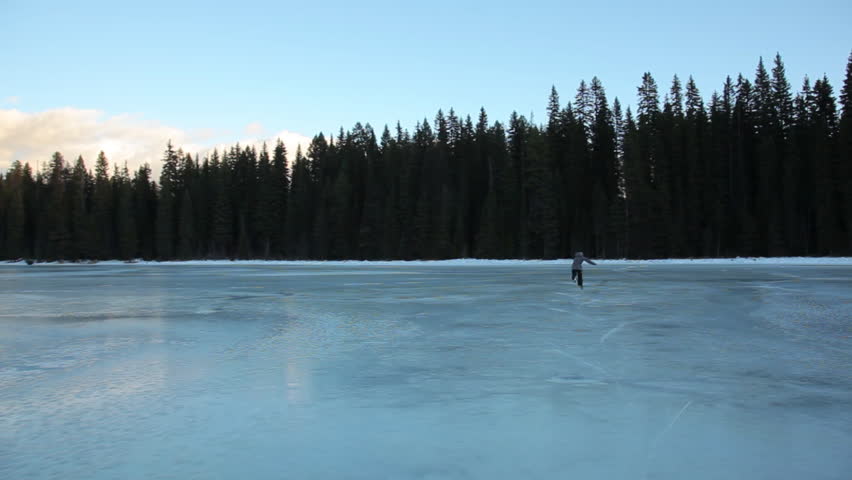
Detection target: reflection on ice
<box><xmin>0</xmin><ymin>263</ymin><xmax>850</xmax><ymax>479</ymax></box>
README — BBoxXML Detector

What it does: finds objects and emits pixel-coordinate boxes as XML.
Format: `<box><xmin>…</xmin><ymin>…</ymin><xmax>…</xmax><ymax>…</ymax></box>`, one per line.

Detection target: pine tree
<box><xmin>133</xmin><ymin>164</ymin><xmax>156</xmax><ymax>259</ymax></box>
<box><xmin>116</xmin><ymin>164</ymin><xmax>137</xmax><ymax>260</ymax></box>
<box><xmin>525</xmin><ymin>125</ymin><xmax>559</xmax><ymax>258</ymax></box>
<box><xmin>359</xmin><ymin>129</ymin><xmax>386</xmax><ymax>259</ymax></box>
<box><xmin>685</xmin><ymin>76</ymin><xmax>710</xmax><ymax>256</ymax></box>
<box><xmin>507</xmin><ymin>112</ymin><xmax>528</xmax><ymax>257</ymax></box>
<box><xmin>45</xmin><ymin>152</ymin><xmax>70</xmax><ymax>260</ymax></box>
<box><xmin>752</xmin><ymin>58</ymin><xmax>780</xmax><ymax>254</ymax></box>
<box><xmin>194</xmin><ymin>155</ymin><xmax>211</xmax><ymax>258</ymax></box>
<box><xmin>732</xmin><ymin>74</ymin><xmax>760</xmax><ymax>255</ymax></box>
<box><xmin>771</xmin><ymin>54</ymin><xmax>794</xmax><ymax>133</ymax></box>
<box><xmin>574</xmin><ymin>80</ymin><xmax>593</xmax><ymax>139</ymax></box>
<box><xmin>622</xmin><ymin>108</ymin><xmax>646</xmax><ymax>257</ymax></box>
<box><xmin>68</xmin><ymin>156</ymin><xmax>92</xmax><ymax>259</ymax></box>
<box><xmin>456</xmin><ymin>115</ymin><xmax>477</xmax><ymax>257</ymax></box>
<box><xmin>770</xmin><ymin>54</ymin><xmax>794</xmax><ymax>255</ymax></box>
<box><xmin>208</xmin><ymin>150</ymin><xmax>232</xmax><ymax>258</ymax></box>
<box><xmin>378</xmin><ymin>126</ymin><xmax>402</xmax><ymax>257</ymax></box>
<box><xmin>709</xmin><ymin>77</ymin><xmax>735</xmax><ymax>255</ymax></box>
<box><xmin>839</xmin><ymin>51</ymin><xmax>852</xmax><ymax>253</ymax></box>
<box><xmin>637</xmin><ymin>72</ymin><xmax>669</xmax><ymax>257</ymax></box>
<box><xmin>233</xmin><ymin>145</ymin><xmax>258</xmax><ymax>257</ymax></box>
<box><xmin>287</xmin><ymin>145</ymin><xmax>315</xmax><ymax>258</ymax></box>
<box><xmin>663</xmin><ymin>75</ymin><xmax>687</xmax><ymax>256</ymax></box>
<box><xmin>271</xmin><ymin>139</ymin><xmax>290</xmax><ymax>257</ymax></box>
<box><xmin>811</xmin><ymin>76</ymin><xmax>841</xmax><ymax>253</ymax></box>
<box><xmin>3</xmin><ymin>162</ymin><xmax>27</xmax><ymax>259</ymax></box>
<box><xmin>560</xmin><ymin>104</ymin><xmax>585</xmax><ymax>255</ymax></box>
<box><xmin>608</xmin><ymin>98</ymin><xmax>628</xmax><ymax>258</ymax></box>
<box><xmin>432</xmin><ymin>112</ymin><xmax>455</xmax><ymax>259</ymax></box>
<box><xmin>544</xmin><ymin>88</ymin><xmax>568</xmax><ymax>256</ymax></box>
<box><xmin>412</xmin><ymin>119</ymin><xmax>436</xmax><ymax>259</ymax></box>
<box><xmin>590</xmin><ymin>77</ymin><xmax>617</xmax><ymax>257</ymax></box>
<box><xmin>156</xmin><ymin>142</ymin><xmax>180</xmax><ymax>259</ymax></box>
<box><xmin>255</xmin><ymin>143</ymin><xmax>275</xmax><ymax>258</ymax></box>
<box><xmin>93</xmin><ymin>151</ymin><xmax>113</xmax><ymax>258</ymax></box>
<box><xmin>473</xmin><ymin>110</ymin><xmax>502</xmax><ymax>258</ymax></box>
<box><xmin>791</xmin><ymin>77</ymin><xmax>814</xmax><ymax>253</ymax></box>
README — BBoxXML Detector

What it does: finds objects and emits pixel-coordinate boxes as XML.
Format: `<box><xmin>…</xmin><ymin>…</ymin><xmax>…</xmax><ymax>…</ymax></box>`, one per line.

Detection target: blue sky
<box><xmin>1</xmin><ymin>0</ymin><xmax>850</xmax><ymax>169</ymax></box>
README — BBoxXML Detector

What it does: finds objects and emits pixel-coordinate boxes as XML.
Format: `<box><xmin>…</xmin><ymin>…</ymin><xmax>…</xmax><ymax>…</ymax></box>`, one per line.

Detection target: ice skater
<box><xmin>571</xmin><ymin>251</ymin><xmax>596</xmax><ymax>289</ymax></box>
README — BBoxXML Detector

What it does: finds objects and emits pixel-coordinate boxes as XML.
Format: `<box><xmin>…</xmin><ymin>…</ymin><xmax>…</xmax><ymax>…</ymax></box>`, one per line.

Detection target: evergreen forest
<box><xmin>2</xmin><ymin>53</ymin><xmax>851</xmax><ymax>261</ymax></box>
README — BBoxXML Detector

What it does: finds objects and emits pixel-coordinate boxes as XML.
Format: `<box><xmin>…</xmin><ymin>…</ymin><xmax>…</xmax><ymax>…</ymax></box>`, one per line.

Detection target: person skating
<box><xmin>571</xmin><ymin>251</ymin><xmax>596</xmax><ymax>289</ymax></box>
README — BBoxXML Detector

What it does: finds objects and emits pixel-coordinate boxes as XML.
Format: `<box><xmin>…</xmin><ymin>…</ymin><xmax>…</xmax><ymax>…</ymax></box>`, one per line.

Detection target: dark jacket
<box><xmin>571</xmin><ymin>253</ymin><xmax>596</xmax><ymax>270</ymax></box>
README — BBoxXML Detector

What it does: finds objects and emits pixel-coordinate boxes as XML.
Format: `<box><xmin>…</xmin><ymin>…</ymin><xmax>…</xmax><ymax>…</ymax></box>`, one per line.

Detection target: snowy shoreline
<box><xmin>5</xmin><ymin>257</ymin><xmax>852</xmax><ymax>266</ymax></box>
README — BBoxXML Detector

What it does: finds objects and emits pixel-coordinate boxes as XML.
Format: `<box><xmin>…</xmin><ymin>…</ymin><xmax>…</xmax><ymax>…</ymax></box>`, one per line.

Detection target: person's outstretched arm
<box><xmin>585</xmin><ymin>257</ymin><xmax>597</xmax><ymax>265</ymax></box>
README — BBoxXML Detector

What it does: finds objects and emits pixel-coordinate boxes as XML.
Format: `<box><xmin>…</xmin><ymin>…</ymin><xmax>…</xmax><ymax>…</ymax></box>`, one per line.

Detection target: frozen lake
<box><xmin>1</xmin><ymin>262</ymin><xmax>851</xmax><ymax>479</ymax></box>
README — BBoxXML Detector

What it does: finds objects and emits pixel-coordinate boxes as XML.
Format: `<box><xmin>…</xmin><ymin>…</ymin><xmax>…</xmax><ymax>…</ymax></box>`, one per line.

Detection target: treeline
<box><xmin>2</xmin><ymin>53</ymin><xmax>851</xmax><ymax>261</ymax></box>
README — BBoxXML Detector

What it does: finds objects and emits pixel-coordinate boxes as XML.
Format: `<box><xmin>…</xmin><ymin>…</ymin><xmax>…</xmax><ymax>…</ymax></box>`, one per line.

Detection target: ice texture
<box><xmin>1</xmin><ymin>263</ymin><xmax>851</xmax><ymax>479</ymax></box>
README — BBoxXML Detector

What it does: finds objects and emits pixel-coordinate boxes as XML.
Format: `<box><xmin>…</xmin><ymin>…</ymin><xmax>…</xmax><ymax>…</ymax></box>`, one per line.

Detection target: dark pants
<box><xmin>572</xmin><ymin>269</ymin><xmax>583</xmax><ymax>287</ymax></box>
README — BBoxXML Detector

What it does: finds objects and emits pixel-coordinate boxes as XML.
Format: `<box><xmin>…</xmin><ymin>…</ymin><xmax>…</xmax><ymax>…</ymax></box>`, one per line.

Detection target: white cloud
<box><xmin>0</xmin><ymin>108</ymin><xmax>311</xmax><ymax>177</ymax></box>
<box><xmin>206</xmin><ymin>129</ymin><xmax>311</xmax><ymax>158</ymax></box>
<box><xmin>244</xmin><ymin>122</ymin><xmax>265</xmax><ymax>137</ymax></box>
<box><xmin>3</xmin><ymin>96</ymin><xmax>20</xmax><ymax>105</ymax></box>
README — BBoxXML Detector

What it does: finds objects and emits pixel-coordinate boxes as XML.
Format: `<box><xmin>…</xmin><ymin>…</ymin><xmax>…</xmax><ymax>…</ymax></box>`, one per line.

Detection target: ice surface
<box><xmin>1</xmin><ymin>263</ymin><xmax>851</xmax><ymax>479</ymax></box>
